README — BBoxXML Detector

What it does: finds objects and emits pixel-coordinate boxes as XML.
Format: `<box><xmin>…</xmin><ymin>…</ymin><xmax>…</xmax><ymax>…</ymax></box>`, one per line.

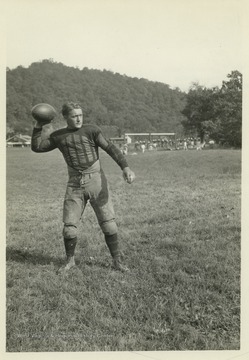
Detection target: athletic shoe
<box><xmin>113</xmin><ymin>258</ymin><xmax>130</xmax><ymax>272</ymax></box>
<box><xmin>57</xmin><ymin>256</ymin><xmax>76</xmax><ymax>274</ymax></box>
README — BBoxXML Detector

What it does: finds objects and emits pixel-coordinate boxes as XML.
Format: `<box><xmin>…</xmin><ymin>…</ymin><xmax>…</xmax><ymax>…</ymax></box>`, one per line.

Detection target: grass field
<box><xmin>6</xmin><ymin>147</ymin><xmax>241</xmax><ymax>352</ymax></box>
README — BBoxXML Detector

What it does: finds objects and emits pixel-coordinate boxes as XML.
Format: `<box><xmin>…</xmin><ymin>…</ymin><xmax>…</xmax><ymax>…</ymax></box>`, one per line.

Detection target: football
<box><xmin>31</xmin><ymin>103</ymin><xmax>56</xmax><ymax>124</ymax></box>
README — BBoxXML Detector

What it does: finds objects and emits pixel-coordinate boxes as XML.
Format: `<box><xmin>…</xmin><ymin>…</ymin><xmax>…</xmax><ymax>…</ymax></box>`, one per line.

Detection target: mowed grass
<box><xmin>6</xmin><ymin>147</ymin><xmax>241</xmax><ymax>352</ymax></box>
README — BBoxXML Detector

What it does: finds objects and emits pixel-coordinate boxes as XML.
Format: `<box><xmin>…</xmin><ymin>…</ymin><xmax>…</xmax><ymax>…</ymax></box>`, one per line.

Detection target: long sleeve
<box><xmin>95</xmin><ymin>132</ymin><xmax>128</xmax><ymax>170</ymax></box>
<box><xmin>31</xmin><ymin>128</ymin><xmax>57</xmax><ymax>153</ymax></box>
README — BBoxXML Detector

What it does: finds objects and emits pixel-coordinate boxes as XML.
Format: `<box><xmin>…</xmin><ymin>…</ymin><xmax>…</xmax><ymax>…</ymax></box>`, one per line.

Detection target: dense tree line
<box><xmin>6</xmin><ymin>60</ymin><xmax>242</xmax><ymax>148</ymax></box>
<box><xmin>181</xmin><ymin>71</ymin><xmax>242</xmax><ymax>147</ymax></box>
<box><xmin>6</xmin><ymin>59</ymin><xmax>186</xmax><ymax>137</ymax></box>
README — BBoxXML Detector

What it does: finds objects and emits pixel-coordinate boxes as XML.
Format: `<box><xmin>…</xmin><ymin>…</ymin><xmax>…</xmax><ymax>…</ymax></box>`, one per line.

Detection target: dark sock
<box><xmin>105</xmin><ymin>234</ymin><xmax>120</xmax><ymax>259</ymax></box>
<box><xmin>64</xmin><ymin>237</ymin><xmax>77</xmax><ymax>258</ymax></box>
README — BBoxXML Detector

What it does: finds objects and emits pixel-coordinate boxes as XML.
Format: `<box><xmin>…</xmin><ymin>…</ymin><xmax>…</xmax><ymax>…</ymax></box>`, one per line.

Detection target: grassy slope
<box><xmin>6</xmin><ymin>148</ymin><xmax>241</xmax><ymax>351</ymax></box>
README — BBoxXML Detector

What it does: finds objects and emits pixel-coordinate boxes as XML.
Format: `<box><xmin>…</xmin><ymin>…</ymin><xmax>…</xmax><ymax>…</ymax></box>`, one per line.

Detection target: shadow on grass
<box><xmin>6</xmin><ymin>247</ymin><xmax>112</xmax><ymax>272</ymax></box>
<box><xmin>6</xmin><ymin>247</ymin><xmax>64</xmax><ymax>267</ymax></box>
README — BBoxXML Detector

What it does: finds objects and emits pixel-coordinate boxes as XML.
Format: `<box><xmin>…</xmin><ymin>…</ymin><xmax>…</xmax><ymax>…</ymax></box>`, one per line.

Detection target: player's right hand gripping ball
<box><xmin>31</xmin><ymin>103</ymin><xmax>56</xmax><ymax>124</ymax></box>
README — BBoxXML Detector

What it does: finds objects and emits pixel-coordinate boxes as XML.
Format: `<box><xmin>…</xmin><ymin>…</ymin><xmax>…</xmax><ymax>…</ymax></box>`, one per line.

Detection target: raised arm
<box><xmin>31</xmin><ymin>123</ymin><xmax>57</xmax><ymax>153</ymax></box>
<box><xmin>96</xmin><ymin>132</ymin><xmax>135</xmax><ymax>184</ymax></box>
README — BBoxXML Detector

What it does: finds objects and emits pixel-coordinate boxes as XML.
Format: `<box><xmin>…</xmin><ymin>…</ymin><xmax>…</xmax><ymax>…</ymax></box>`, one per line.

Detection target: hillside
<box><xmin>6</xmin><ymin>59</ymin><xmax>187</xmax><ymax>137</ymax></box>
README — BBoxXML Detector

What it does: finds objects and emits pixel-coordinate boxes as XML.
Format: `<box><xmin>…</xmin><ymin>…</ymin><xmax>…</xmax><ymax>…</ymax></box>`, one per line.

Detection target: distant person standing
<box><xmin>31</xmin><ymin>102</ymin><xmax>135</xmax><ymax>273</ymax></box>
<box><xmin>122</xmin><ymin>144</ymin><xmax>128</xmax><ymax>155</ymax></box>
<box><xmin>196</xmin><ymin>138</ymin><xmax>202</xmax><ymax>150</ymax></box>
<box><xmin>183</xmin><ymin>139</ymin><xmax>188</xmax><ymax>150</ymax></box>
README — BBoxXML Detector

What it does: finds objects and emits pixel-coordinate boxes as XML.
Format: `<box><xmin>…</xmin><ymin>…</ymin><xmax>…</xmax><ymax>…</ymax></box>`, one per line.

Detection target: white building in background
<box><xmin>6</xmin><ymin>134</ymin><xmax>31</xmax><ymax>147</ymax></box>
<box><xmin>125</xmin><ymin>135</ymin><xmax>132</xmax><ymax>144</ymax></box>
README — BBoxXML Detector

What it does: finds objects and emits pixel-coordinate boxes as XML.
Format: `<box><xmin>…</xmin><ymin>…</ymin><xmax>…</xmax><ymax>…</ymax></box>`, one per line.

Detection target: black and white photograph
<box><xmin>2</xmin><ymin>0</ymin><xmax>249</xmax><ymax>358</ymax></box>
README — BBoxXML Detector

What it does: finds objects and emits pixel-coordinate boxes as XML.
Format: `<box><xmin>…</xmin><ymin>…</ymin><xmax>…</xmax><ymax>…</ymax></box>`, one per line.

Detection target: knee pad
<box><xmin>100</xmin><ymin>219</ymin><xmax>117</xmax><ymax>235</ymax></box>
<box><xmin>63</xmin><ymin>224</ymin><xmax>78</xmax><ymax>239</ymax></box>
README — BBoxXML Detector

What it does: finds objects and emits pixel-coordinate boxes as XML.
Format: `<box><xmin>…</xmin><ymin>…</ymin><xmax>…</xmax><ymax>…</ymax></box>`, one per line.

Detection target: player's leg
<box><xmin>61</xmin><ymin>186</ymin><xmax>86</xmax><ymax>271</ymax></box>
<box><xmin>89</xmin><ymin>170</ymin><xmax>129</xmax><ymax>272</ymax></box>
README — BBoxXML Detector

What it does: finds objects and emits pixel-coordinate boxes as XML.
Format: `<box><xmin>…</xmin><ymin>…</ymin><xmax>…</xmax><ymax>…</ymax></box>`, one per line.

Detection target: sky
<box><xmin>3</xmin><ymin>0</ymin><xmax>248</xmax><ymax>92</ymax></box>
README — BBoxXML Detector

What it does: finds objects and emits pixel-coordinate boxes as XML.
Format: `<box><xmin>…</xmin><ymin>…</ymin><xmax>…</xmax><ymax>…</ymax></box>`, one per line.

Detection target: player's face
<box><xmin>66</xmin><ymin>109</ymin><xmax>83</xmax><ymax>129</ymax></box>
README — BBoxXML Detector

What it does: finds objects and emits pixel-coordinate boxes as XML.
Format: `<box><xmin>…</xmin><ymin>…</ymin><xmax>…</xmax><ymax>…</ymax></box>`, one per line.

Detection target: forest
<box><xmin>6</xmin><ymin>59</ymin><xmax>242</xmax><ymax>147</ymax></box>
<box><xmin>6</xmin><ymin>59</ymin><xmax>186</xmax><ymax>138</ymax></box>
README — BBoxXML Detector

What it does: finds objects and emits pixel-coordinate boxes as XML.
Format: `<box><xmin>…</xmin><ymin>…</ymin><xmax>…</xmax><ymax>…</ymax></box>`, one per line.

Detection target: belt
<box><xmin>79</xmin><ymin>171</ymin><xmax>100</xmax><ymax>186</ymax></box>
<box><xmin>80</xmin><ymin>172</ymin><xmax>93</xmax><ymax>179</ymax></box>
<box><xmin>67</xmin><ymin>171</ymin><xmax>98</xmax><ymax>187</ymax></box>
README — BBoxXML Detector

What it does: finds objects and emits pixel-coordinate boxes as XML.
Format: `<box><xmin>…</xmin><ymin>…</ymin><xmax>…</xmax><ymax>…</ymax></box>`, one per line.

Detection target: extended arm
<box><xmin>31</xmin><ymin>123</ymin><xmax>57</xmax><ymax>153</ymax></box>
<box><xmin>96</xmin><ymin>132</ymin><xmax>128</xmax><ymax>169</ymax></box>
<box><xmin>96</xmin><ymin>132</ymin><xmax>135</xmax><ymax>184</ymax></box>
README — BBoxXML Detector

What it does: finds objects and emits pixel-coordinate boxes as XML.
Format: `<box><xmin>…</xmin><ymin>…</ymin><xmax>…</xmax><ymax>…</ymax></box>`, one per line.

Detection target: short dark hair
<box><xmin>62</xmin><ymin>102</ymin><xmax>82</xmax><ymax>117</ymax></box>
